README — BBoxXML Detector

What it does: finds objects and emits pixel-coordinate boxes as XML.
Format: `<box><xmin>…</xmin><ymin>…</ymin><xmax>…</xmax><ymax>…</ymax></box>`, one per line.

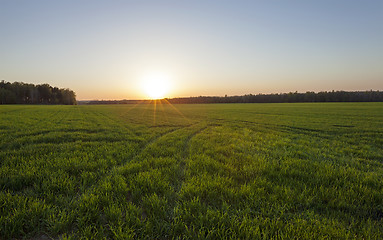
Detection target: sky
<box><xmin>1</xmin><ymin>0</ymin><xmax>382</xmax><ymax>100</ymax></box>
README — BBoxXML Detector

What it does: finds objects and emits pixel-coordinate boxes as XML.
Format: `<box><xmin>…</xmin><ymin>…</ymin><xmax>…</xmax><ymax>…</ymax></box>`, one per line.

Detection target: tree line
<box><xmin>0</xmin><ymin>81</ymin><xmax>77</xmax><ymax>105</ymax></box>
<box><xmin>83</xmin><ymin>90</ymin><xmax>383</xmax><ymax>105</ymax></box>
<box><xmin>166</xmin><ymin>91</ymin><xmax>383</xmax><ymax>104</ymax></box>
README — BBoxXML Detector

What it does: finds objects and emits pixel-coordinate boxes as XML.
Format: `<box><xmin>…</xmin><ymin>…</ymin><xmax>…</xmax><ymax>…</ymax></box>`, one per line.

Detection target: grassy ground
<box><xmin>0</xmin><ymin>102</ymin><xmax>382</xmax><ymax>239</ymax></box>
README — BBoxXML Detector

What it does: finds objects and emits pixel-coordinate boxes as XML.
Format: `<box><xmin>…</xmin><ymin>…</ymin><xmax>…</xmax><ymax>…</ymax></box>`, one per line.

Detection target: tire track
<box><xmin>85</xmin><ymin>108</ymin><xmax>141</xmax><ymax>137</ymax></box>
<box><xmin>0</xmin><ymin>107</ymin><xmax>68</xmax><ymax>150</ymax></box>
<box><xmin>174</xmin><ymin>125</ymin><xmax>209</xmax><ymax>193</ymax></box>
<box><xmin>72</xmin><ymin>124</ymin><xmax>192</xmax><ymax>202</ymax></box>
<box><xmin>164</xmin><ymin>124</ymin><xmax>210</xmax><ymax>225</ymax></box>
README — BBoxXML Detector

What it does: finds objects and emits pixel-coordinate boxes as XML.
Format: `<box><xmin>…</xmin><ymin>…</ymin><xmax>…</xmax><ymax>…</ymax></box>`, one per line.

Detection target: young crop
<box><xmin>0</xmin><ymin>103</ymin><xmax>382</xmax><ymax>239</ymax></box>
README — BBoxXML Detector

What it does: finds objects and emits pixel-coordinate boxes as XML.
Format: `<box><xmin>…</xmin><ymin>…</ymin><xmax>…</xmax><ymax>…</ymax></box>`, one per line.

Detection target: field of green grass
<box><xmin>1</xmin><ymin>103</ymin><xmax>382</xmax><ymax>239</ymax></box>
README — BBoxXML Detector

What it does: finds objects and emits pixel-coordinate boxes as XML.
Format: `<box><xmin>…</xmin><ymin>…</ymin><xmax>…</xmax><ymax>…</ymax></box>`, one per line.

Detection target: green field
<box><xmin>1</xmin><ymin>103</ymin><xmax>383</xmax><ymax>239</ymax></box>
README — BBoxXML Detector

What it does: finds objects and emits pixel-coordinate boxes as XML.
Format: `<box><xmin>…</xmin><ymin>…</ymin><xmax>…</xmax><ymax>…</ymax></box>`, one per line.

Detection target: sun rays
<box><xmin>120</xmin><ymin>99</ymin><xmax>190</xmax><ymax>126</ymax></box>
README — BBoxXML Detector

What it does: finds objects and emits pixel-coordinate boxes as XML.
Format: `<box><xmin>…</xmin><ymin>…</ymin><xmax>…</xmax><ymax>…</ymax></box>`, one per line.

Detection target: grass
<box><xmin>0</xmin><ymin>102</ymin><xmax>382</xmax><ymax>239</ymax></box>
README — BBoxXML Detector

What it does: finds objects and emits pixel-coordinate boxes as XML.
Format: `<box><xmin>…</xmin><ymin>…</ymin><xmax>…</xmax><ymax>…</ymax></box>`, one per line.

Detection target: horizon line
<box><xmin>78</xmin><ymin>89</ymin><xmax>382</xmax><ymax>102</ymax></box>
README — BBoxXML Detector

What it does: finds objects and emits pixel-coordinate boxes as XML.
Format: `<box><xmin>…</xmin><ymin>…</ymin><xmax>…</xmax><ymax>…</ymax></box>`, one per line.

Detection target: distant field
<box><xmin>1</xmin><ymin>103</ymin><xmax>382</xmax><ymax>239</ymax></box>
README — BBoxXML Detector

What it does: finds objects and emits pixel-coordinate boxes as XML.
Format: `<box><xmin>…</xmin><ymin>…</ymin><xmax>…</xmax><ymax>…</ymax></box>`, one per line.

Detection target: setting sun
<box><xmin>141</xmin><ymin>73</ymin><xmax>171</xmax><ymax>99</ymax></box>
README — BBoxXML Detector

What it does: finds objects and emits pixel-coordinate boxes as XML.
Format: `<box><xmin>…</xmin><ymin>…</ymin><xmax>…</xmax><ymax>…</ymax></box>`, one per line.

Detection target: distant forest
<box><xmin>84</xmin><ymin>90</ymin><xmax>383</xmax><ymax>105</ymax></box>
<box><xmin>0</xmin><ymin>81</ymin><xmax>76</xmax><ymax>105</ymax></box>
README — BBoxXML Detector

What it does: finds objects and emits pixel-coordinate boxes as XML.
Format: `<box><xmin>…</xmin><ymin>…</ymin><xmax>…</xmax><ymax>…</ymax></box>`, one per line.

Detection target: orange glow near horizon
<box><xmin>141</xmin><ymin>73</ymin><xmax>172</xmax><ymax>99</ymax></box>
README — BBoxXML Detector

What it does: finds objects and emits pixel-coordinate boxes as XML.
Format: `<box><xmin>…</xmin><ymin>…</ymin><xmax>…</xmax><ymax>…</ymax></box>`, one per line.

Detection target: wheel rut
<box><xmin>174</xmin><ymin>125</ymin><xmax>209</xmax><ymax>194</ymax></box>
<box><xmin>72</xmin><ymin>123</ymin><xmax>192</xmax><ymax>201</ymax></box>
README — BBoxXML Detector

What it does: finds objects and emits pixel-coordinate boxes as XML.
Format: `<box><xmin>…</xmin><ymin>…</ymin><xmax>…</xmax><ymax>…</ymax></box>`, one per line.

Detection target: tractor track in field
<box><xmin>13</xmin><ymin>108</ymin><xmax>71</xmax><ymax>138</ymax></box>
<box><xmin>0</xmin><ymin>108</ymin><xmax>71</xmax><ymax>150</ymax></box>
<box><xmin>19</xmin><ymin>109</ymin><xmax>203</xmax><ymax>217</ymax></box>
<box><xmin>173</xmin><ymin>125</ymin><xmax>209</xmax><ymax>194</ymax></box>
<box><xmin>165</xmin><ymin>124</ymin><xmax>210</xmax><ymax>223</ymax></box>
<box><xmin>93</xmin><ymin>111</ymin><xmax>139</xmax><ymax>137</ymax></box>
<box><xmin>71</xmin><ymin>123</ymin><xmax>194</xmax><ymax>202</ymax></box>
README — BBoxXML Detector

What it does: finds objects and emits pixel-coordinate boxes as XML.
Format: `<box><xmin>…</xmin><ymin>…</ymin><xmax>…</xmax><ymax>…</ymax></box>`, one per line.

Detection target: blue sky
<box><xmin>1</xmin><ymin>0</ymin><xmax>382</xmax><ymax>100</ymax></box>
